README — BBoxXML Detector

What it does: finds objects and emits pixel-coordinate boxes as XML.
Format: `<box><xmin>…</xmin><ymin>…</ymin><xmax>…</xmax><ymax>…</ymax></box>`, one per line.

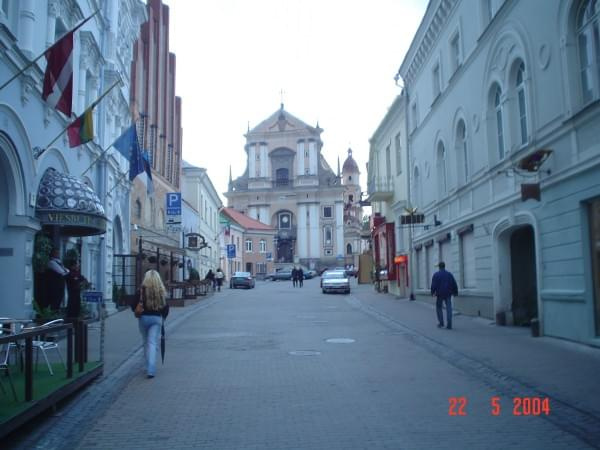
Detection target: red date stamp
<box><xmin>448</xmin><ymin>396</ymin><xmax>551</xmax><ymax>416</ymax></box>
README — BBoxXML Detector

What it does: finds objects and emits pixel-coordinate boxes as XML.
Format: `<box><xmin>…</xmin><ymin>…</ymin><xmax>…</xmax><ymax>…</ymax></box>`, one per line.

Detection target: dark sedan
<box><xmin>230</xmin><ymin>272</ymin><xmax>255</xmax><ymax>289</ymax></box>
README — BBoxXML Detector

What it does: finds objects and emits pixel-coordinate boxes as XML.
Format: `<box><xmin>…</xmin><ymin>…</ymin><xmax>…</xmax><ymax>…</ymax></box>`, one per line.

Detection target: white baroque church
<box><xmin>225</xmin><ymin>105</ymin><xmax>361</xmax><ymax>270</ymax></box>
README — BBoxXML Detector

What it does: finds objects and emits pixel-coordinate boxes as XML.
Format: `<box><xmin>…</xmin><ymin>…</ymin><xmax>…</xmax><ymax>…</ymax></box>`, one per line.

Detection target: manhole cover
<box><xmin>325</xmin><ymin>338</ymin><xmax>355</xmax><ymax>344</ymax></box>
<box><xmin>288</xmin><ymin>350</ymin><xmax>321</xmax><ymax>356</ymax></box>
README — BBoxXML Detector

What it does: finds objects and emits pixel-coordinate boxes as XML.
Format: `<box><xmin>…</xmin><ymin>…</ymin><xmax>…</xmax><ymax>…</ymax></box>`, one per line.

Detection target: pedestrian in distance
<box><xmin>46</xmin><ymin>248</ymin><xmax>69</xmax><ymax>311</ymax></box>
<box><xmin>291</xmin><ymin>266</ymin><xmax>298</xmax><ymax>287</ymax></box>
<box><xmin>215</xmin><ymin>268</ymin><xmax>224</xmax><ymax>292</ymax></box>
<box><xmin>298</xmin><ymin>267</ymin><xmax>304</xmax><ymax>287</ymax></box>
<box><xmin>205</xmin><ymin>269</ymin><xmax>215</xmax><ymax>291</ymax></box>
<box><xmin>430</xmin><ymin>262</ymin><xmax>458</xmax><ymax>330</ymax></box>
<box><xmin>65</xmin><ymin>262</ymin><xmax>88</xmax><ymax>319</ymax></box>
<box><xmin>132</xmin><ymin>270</ymin><xmax>169</xmax><ymax>378</ymax></box>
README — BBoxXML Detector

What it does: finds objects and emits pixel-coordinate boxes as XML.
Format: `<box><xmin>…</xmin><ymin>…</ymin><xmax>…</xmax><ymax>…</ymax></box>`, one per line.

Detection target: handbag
<box><xmin>134</xmin><ymin>302</ymin><xmax>144</xmax><ymax>318</ymax></box>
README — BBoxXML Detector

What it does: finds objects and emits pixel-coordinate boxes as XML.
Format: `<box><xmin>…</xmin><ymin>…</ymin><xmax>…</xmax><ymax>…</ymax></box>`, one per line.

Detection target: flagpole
<box><xmin>106</xmin><ymin>171</ymin><xmax>129</xmax><ymax>196</ymax></box>
<box><xmin>80</xmin><ymin>143</ymin><xmax>113</xmax><ymax>178</ymax></box>
<box><xmin>0</xmin><ymin>9</ymin><xmax>100</xmax><ymax>93</ymax></box>
<box><xmin>33</xmin><ymin>79</ymin><xmax>122</xmax><ymax>160</ymax></box>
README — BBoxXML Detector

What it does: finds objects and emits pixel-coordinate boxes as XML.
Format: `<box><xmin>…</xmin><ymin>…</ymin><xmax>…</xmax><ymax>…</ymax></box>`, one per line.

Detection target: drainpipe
<box><xmin>402</xmin><ymin>86</ymin><xmax>416</xmax><ymax>301</ymax></box>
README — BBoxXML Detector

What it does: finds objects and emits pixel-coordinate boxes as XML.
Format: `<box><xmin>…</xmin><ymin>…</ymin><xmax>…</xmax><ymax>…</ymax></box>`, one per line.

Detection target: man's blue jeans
<box><xmin>436</xmin><ymin>296</ymin><xmax>452</xmax><ymax>328</ymax></box>
<box><xmin>139</xmin><ymin>315</ymin><xmax>161</xmax><ymax>376</ymax></box>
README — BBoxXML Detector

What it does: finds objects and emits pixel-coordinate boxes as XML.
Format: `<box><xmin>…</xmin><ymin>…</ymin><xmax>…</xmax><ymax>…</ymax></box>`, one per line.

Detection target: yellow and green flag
<box><xmin>67</xmin><ymin>107</ymin><xmax>94</xmax><ymax>148</ymax></box>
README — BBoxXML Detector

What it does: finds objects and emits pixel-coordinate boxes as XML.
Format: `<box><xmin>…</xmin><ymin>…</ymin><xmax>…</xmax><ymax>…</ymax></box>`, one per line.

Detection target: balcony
<box><xmin>367</xmin><ymin>177</ymin><xmax>394</xmax><ymax>201</ymax></box>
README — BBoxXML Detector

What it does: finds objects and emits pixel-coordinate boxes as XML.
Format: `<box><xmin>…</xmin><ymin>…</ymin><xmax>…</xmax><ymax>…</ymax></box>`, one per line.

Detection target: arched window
<box><xmin>135</xmin><ymin>199</ymin><xmax>142</xmax><ymax>219</ymax></box>
<box><xmin>275</xmin><ymin>168</ymin><xmax>289</xmax><ymax>186</ymax></box>
<box><xmin>515</xmin><ymin>62</ymin><xmax>528</xmax><ymax>145</ymax></box>
<box><xmin>577</xmin><ymin>0</ymin><xmax>600</xmax><ymax>103</ymax></box>
<box><xmin>436</xmin><ymin>142</ymin><xmax>447</xmax><ymax>196</ymax></box>
<box><xmin>259</xmin><ymin>239</ymin><xmax>266</xmax><ymax>253</ymax></box>
<box><xmin>346</xmin><ymin>243</ymin><xmax>353</xmax><ymax>255</ymax></box>
<box><xmin>493</xmin><ymin>84</ymin><xmax>505</xmax><ymax>160</ymax></box>
<box><xmin>456</xmin><ymin>120</ymin><xmax>469</xmax><ymax>183</ymax></box>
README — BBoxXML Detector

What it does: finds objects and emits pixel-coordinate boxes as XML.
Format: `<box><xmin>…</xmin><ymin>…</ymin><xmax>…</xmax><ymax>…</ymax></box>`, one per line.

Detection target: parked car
<box><xmin>266</xmin><ymin>268</ymin><xmax>293</xmax><ymax>281</ymax></box>
<box><xmin>230</xmin><ymin>272</ymin><xmax>255</xmax><ymax>289</ymax></box>
<box><xmin>321</xmin><ymin>270</ymin><xmax>350</xmax><ymax>294</ymax></box>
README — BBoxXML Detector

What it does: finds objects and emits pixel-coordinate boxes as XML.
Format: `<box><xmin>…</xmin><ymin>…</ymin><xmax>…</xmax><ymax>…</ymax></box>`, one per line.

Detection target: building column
<box><xmin>335</xmin><ymin>201</ymin><xmax>344</xmax><ymax>258</ymax></box>
<box><xmin>308</xmin><ymin>141</ymin><xmax>317</xmax><ymax>175</ymax></box>
<box><xmin>248</xmin><ymin>207</ymin><xmax>257</xmax><ymax>220</ymax></box>
<box><xmin>248</xmin><ymin>144</ymin><xmax>256</xmax><ymax>178</ymax></box>
<box><xmin>297</xmin><ymin>204</ymin><xmax>307</xmax><ymax>258</ymax></box>
<box><xmin>17</xmin><ymin>0</ymin><xmax>36</xmax><ymax>57</ymax></box>
<box><xmin>297</xmin><ymin>141</ymin><xmax>305</xmax><ymax>176</ymax></box>
<box><xmin>309</xmin><ymin>204</ymin><xmax>320</xmax><ymax>258</ymax></box>
<box><xmin>260</xmin><ymin>144</ymin><xmax>268</xmax><ymax>177</ymax></box>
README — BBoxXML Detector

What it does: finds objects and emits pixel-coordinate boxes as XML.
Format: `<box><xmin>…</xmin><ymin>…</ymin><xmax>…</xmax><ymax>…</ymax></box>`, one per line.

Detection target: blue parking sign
<box><xmin>227</xmin><ymin>244</ymin><xmax>236</xmax><ymax>259</ymax></box>
<box><xmin>166</xmin><ymin>192</ymin><xmax>181</xmax><ymax>216</ymax></box>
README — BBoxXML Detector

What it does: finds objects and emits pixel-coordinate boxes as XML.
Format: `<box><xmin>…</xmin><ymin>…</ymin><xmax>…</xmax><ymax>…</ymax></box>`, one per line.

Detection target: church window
<box><xmin>323</xmin><ymin>226</ymin><xmax>333</xmax><ymax>245</ymax></box>
<box><xmin>275</xmin><ymin>168</ymin><xmax>289</xmax><ymax>186</ymax></box>
<box><xmin>346</xmin><ymin>243</ymin><xmax>353</xmax><ymax>255</ymax></box>
<box><xmin>349</xmin><ymin>176</ymin><xmax>352</xmax><ymax>181</ymax></box>
<box><xmin>323</xmin><ymin>206</ymin><xmax>333</xmax><ymax>218</ymax></box>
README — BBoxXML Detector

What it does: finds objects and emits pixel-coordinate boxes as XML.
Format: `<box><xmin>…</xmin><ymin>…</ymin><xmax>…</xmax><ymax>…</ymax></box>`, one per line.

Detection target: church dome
<box><xmin>342</xmin><ymin>148</ymin><xmax>359</xmax><ymax>173</ymax></box>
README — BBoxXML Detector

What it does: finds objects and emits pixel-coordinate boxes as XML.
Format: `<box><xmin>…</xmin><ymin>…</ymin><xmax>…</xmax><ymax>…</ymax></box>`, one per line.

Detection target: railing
<box><xmin>276</xmin><ymin>226</ymin><xmax>297</xmax><ymax>240</ymax></box>
<box><xmin>0</xmin><ymin>322</ymin><xmax>90</xmax><ymax>401</ymax></box>
<box><xmin>367</xmin><ymin>177</ymin><xmax>394</xmax><ymax>196</ymax></box>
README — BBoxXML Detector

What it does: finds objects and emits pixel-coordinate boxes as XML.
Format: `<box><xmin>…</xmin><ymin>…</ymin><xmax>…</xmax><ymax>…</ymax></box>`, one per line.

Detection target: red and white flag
<box><xmin>42</xmin><ymin>31</ymin><xmax>74</xmax><ymax>117</ymax></box>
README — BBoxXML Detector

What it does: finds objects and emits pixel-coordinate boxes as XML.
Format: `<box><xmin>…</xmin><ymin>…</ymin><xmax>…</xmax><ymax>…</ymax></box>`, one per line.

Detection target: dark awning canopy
<box><xmin>35</xmin><ymin>168</ymin><xmax>107</xmax><ymax>237</ymax></box>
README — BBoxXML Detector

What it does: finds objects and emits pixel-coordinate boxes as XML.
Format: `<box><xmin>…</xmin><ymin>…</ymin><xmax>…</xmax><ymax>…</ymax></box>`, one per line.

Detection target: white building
<box><xmin>181</xmin><ymin>161</ymin><xmax>222</xmax><ymax>278</ymax></box>
<box><xmin>396</xmin><ymin>0</ymin><xmax>600</xmax><ymax>345</ymax></box>
<box><xmin>367</xmin><ymin>93</ymin><xmax>411</xmax><ymax>297</ymax></box>
<box><xmin>0</xmin><ymin>0</ymin><xmax>146</xmax><ymax>317</ymax></box>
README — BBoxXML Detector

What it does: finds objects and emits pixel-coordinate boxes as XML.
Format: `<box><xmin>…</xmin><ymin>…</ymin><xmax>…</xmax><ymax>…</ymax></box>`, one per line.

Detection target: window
<box><xmin>413</xmin><ymin>166</ymin><xmax>422</xmax><ymax>208</ymax></box>
<box><xmin>278</xmin><ymin>212</ymin><xmax>291</xmax><ymax>229</ymax></box>
<box><xmin>259</xmin><ymin>239</ymin><xmax>266</xmax><ymax>253</ymax></box>
<box><xmin>275</xmin><ymin>168</ymin><xmax>289</xmax><ymax>186</ymax></box>
<box><xmin>395</xmin><ymin>133</ymin><xmax>402</xmax><ymax>175</ymax></box>
<box><xmin>436</xmin><ymin>142</ymin><xmax>447</xmax><ymax>196</ymax></box>
<box><xmin>578</xmin><ymin>0</ymin><xmax>600</xmax><ymax>103</ymax></box>
<box><xmin>432</xmin><ymin>63</ymin><xmax>441</xmax><ymax>98</ymax></box>
<box><xmin>135</xmin><ymin>199</ymin><xmax>142</xmax><ymax>219</ymax></box>
<box><xmin>450</xmin><ymin>32</ymin><xmax>461</xmax><ymax>73</ymax></box>
<box><xmin>323</xmin><ymin>206</ymin><xmax>333</xmax><ymax>218</ymax></box>
<box><xmin>456</xmin><ymin>120</ymin><xmax>469</xmax><ymax>183</ymax></box>
<box><xmin>323</xmin><ymin>226</ymin><xmax>333</xmax><ymax>245</ymax></box>
<box><xmin>493</xmin><ymin>84</ymin><xmax>505</xmax><ymax>160</ymax></box>
<box><xmin>346</xmin><ymin>243</ymin><xmax>353</xmax><ymax>255</ymax></box>
<box><xmin>256</xmin><ymin>263</ymin><xmax>267</xmax><ymax>274</ymax></box>
<box><xmin>385</xmin><ymin>145</ymin><xmax>392</xmax><ymax>179</ymax></box>
<box><xmin>324</xmin><ymin>249</ymin><xmax>333</xmax><ymax>256</ymax></box>
<box><xmin>515</xmin><ymin>62</ymin><xmax>528</xmax><ymax>145</ymax></box>
<box><xmin>245</xmin><ymin>239</ymin><xmax>253</xmax><ymax>252</ymax></box>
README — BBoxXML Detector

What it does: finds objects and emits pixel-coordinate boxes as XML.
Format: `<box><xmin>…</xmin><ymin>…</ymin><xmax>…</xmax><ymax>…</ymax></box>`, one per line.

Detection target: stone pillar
<box><xmin>297</xmin><ymin>141</ymin><xmax>305</xmax><ymax>176</ymax></box>
<box><xmin>297</xmin><ymin>204</ymin><xmax>307</xmax><ymax>258</ymax></box>
<box><xmin>18</xmin><ymin>0</ymin><xmax>36</xmax><ymax>57</ymax></box>
<box><xmin>308</xmin><ymin>141</ymin><xmax>317</xmax><ymax>175</ymax></box>
<box><xmin>335</xmin><ymin>201</ymin><xmax>344</xmax><ymax>258</ymax></box>
<box><xmin>248</xmin><ymin>144</ymin><xmax>256</xmax><ymax>178</ymax></box>
<box><xmin>260</xmin><ymin>144</ymin><xmax>268</xmax><ymax>177</ymax></box>
<box><xmin>309</xmin><ymin>204</ymin><xmax>320</xmax><ymax>258</ymax></box>
<box><xmin>78</xmin><ymin>56</ymin><xmax>88</xmax><ymax>113</ymax></box>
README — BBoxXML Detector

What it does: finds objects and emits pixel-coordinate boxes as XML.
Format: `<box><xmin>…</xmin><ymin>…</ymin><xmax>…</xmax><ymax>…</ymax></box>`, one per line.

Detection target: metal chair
<box><xmin>25</xmin><ymin>319</ymin><xmax>66</xmax><ymax>376</ymax></box>
<box><xmin>0</xmin><ymin>337</ymin><xmax>18</xmax><ymax>401</ymax></box>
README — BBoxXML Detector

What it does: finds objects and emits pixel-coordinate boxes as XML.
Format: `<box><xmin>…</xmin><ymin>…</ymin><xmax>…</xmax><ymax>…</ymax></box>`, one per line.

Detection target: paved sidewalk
<box><xmin>351</xmin><ymin>281</ymin><xmax>600</xmax><ymax>421</ymax></box>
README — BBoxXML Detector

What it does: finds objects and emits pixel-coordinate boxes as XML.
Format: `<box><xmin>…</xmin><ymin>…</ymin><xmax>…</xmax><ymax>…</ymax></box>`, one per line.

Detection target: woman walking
<box><xmin>132</xmin><ymin>270</ymin><xmax>169</xmax><ymax>378</ymax></box>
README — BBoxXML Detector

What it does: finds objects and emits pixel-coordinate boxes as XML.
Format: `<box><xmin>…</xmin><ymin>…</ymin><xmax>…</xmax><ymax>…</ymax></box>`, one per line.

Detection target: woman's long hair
<box><xmin>141</xmin><ymin>270</ymin><xmax>166</xmax><ymax>311</ymax></box>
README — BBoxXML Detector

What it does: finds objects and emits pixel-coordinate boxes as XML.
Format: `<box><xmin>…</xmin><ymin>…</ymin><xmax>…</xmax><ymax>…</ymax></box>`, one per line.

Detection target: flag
<box><xmin>128</xmin><ymin>137</ymin><xmax>145</xmax><ymax>182</ymax></box>
<box><xmin>67</xmin><ymin>107</ymin><xmax>94</xmax><ymax>148</ymax></box>
<box><xmin>42</xmin><ymin>31</ymin><xmax>73</xmax><ymax>116</ymax></box>
<box><xmin>113</xmin><ymin>125</ymin><xmax>140</xmax><ymax>159</ymax></box>
<box><xmin>143</xmin><ymin>150</ymin><xmax>154</xmax><ymax>195</ymax></box>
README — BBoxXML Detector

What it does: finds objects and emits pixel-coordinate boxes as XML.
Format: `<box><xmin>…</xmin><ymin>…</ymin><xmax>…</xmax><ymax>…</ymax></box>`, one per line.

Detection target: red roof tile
<box><xmin>222</xmin><ymin>207</ymin><xmax>274</xmax><ymax>231</ymax></box>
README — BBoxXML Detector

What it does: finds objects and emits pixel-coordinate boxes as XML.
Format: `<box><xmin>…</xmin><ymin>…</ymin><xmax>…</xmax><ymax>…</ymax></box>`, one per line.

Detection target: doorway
<box><xmin>510</xmin><ymin>226</ymin><xmax>538</xmax><ymax>325</ymax></box>
<box><xmin>277</xmin><ymin>240</ymin><xmax>293</xmax><ymax>263</ymax></box>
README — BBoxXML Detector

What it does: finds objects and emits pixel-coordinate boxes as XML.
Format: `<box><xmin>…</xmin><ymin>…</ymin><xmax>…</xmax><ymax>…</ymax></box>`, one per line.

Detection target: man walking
<box><xmin>297</xmin><ymin>267</ymin><xmax>304</xmax><ymax>288</ymax></box>
<box><xmin>430</xmin><ymin>262</ymin><xmax>458</xmax><ymax>329</ymax></box>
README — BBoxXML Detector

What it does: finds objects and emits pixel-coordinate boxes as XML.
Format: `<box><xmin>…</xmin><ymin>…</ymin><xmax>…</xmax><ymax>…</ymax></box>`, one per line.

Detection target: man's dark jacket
<box><xmin>430</xmin><ymin>269</ymin><xmax>458</xmax><ymax>298</ymax></box>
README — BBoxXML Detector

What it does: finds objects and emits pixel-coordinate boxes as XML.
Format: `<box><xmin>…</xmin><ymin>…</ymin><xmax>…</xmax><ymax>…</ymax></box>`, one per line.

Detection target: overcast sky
<box><xmin>164</xmin><ymin>0</ymin><xmax>428</xmax><ymax>202</ymax></box>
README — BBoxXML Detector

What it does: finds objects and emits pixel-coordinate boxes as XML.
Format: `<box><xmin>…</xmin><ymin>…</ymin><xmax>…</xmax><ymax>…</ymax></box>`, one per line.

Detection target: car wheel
<box><xmin>322</xmin><ymin>289</ymin><xmax>326</xmax><ymax>294</ymax></box>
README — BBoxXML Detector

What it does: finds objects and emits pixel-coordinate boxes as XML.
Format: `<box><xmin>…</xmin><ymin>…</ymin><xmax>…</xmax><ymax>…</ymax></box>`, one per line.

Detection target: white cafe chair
<box><xmin>25</xmin><ymin>319</ymin><xmax>66</xmax><ymax>376</ymax></box>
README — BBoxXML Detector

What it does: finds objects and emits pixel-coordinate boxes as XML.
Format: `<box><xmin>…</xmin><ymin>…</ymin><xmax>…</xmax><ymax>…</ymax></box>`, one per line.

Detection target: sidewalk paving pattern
<box><xmin>9</xmin><ymin>281</ymin><xmax>600</xmax><ymax>450</ymax></box>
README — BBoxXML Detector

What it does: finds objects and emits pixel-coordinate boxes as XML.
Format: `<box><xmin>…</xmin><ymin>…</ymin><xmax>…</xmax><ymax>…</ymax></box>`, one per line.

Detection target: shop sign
<box><xmin>42</xmin><ymin>212</ymin><xmax>107</xmax><ymax>231</ymax></box>
<box><xmin>394</xmin><ymin>255</ymin><xmax>408</xmax><ymax>264</ymax></box>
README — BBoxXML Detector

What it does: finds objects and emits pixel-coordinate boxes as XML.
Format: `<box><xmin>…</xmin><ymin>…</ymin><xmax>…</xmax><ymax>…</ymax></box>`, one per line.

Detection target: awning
<box><xmin>35</xmin><ymin>168</ymin><xmax>107</xmax><ymax>236</ymax></box>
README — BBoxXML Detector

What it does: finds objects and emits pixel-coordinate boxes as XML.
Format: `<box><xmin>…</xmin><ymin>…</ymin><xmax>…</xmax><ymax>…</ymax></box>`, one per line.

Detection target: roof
<box><xmin>342</xmin><ymin>148</ymin><xmax>359</xmax><ymax>174</ymax></box>
<box><xmin>247</xmin><ymin>104</ymin><xmax>321</xmax><ymax>135</ymax></box>
<box><xmin>221</xmin><ymin>207</ymin><xmax>274</xmax><ymax>231</ymax></box>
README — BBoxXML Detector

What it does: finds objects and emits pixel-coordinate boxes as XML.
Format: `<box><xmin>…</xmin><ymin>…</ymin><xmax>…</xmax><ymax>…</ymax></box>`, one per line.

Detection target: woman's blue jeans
<box><xmin>139</xmin><ymin>315</ymin><xmax>161</xmax><ymax>376</ymax></box>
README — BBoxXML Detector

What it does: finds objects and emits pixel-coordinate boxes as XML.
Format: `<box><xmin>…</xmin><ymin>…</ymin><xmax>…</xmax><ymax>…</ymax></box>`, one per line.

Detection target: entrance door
<box><xmin>510</xmin><ymin>226</ymin><xmax>538</xmax><ymax>325</ymax></box>
<box><xmin>245</xmin><ymin>262</ymin><xmax>253</xmax><ymax>274</ymax></box>
<box><xmin>277</xmin><ymin>240</ymin><xmax>293</xmax><ymax>263</ymax></box>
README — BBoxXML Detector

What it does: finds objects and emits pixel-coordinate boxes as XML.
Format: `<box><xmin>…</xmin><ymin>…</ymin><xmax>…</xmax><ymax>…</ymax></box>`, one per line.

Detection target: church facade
<box><xmin>225</xmin><ymin>105</ymin><xmax>353</xmax><ymax>271</ymax></box>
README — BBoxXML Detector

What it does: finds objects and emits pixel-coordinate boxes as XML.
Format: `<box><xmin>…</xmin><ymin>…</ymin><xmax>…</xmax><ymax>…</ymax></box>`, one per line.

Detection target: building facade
<box><xmin>341</xmin><ymin>149</ymin><xmax>364</xmax><ymax>270</ymax></box>
<box><xmin>0</xmin><ymin>0</ymin><xmax>145</xmax><ymax>317</ymax></box>
<box><xmin>395</xmin><ymin>0</ymin><xmax>600</xmax><ymax>345</ymax></box>
<box><xmin>367</xmin><ymin>93</ymin><xmax>411</xmax><ymax>297</ymax></box>
<box><xmin>181</xmin><ymin>161</ymin><xmax>222</xmax><ymax>278</ymax></box>
<box><xmin>225</xmin><ymin>105</ymin><xmax>346</xmax><ymax>271</ymax></box>
<box><xmin>219</xmin><ymin>211</ymin><xmax>243</xmax><ymax>281</ymax></box>
<box><xmin>128</xmin><ymin>0</ymin><xmax>184</xmax><ymax>289</ymax></box>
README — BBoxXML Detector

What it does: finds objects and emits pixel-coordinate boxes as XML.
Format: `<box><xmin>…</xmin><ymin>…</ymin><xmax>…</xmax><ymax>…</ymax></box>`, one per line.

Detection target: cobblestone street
<box><xmin>11</xmin><ymin>280</ymin><xmax>600</xmax><ymax>450</ymax></box>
